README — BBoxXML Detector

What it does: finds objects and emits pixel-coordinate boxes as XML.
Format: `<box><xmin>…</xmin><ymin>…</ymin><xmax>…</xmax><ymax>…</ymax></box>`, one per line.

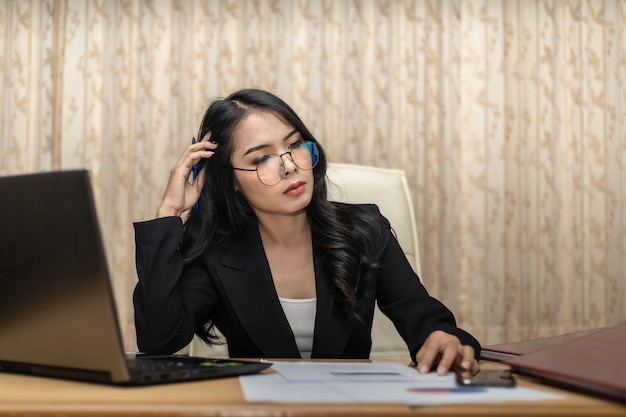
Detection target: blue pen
<box><xmin>191</xmin><ymin>136</ymin><xmax>199</xmax><ymax>213</ymax></box>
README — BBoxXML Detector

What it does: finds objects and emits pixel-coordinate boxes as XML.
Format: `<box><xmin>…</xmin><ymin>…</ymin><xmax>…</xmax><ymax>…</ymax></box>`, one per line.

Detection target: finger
<box><xmin>201</xmin><ymin>131</ymin><xmax>212</xmax><ymax>142</ymax></box>
<box><xmin>456</xmin><ymin>346</ymin><xmax>479</xmax><ymax>374</ymax></box>
<box><xmin>188</xmin><ymin>134</ymin><xmax>217</xmax><ymax>158</ymax></box>
<box><xmin>188</xmin><ymin>148</ymin><xmax>216</xmax><ymax>182</ymax></box>
<box><xmin>466</xmin><ymin>359</ymin><xmax>480</xmax><ymax>375</ymax></box>
<box><xmin>195</xmin><ymin>131</ymin><xmax>218</xmax><ymax>152</ymax></box>
<box><xmin>415</xmin><ymin>342</ymin><xmax>440</xmax><ymax>374</ymax></box>
<box><xmin>191</xmin><ymin>133</ymin><xmax>218</xmax><ymax>163</ymax></box>
<box><xmin>434</xmin><ymin>343</ymin><xmax>461</xmax><ymax>375</ymax></box>
<box><xmin>194</xmin><ymin>166</ymin><xmax>206</xmax><ymax>190</ymax></box>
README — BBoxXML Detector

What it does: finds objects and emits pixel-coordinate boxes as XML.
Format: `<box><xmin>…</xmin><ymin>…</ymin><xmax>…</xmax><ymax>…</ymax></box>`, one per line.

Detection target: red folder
<box><xmin>481</xmin><ymin>328</ymin><xmax>603</xmax><ymax>361</ymax></box>
<box><xmin>504</xmin><ymin>322</ymin><xmax>626</xmax><ymax>403</ymax></box>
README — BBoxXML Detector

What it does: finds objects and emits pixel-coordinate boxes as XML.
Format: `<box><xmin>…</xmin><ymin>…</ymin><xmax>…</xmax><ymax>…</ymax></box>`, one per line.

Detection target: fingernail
<box><xmin>418</xmin><ymin>365</ymin><xmax>429</xmax><ymax>374</ymax></box>
<box><xmin>461</xmin><ymin>361</ymin><xmax>470</xmax><ymax>370</ymax></box>
<box><xmin>437</xmin><ymin>366</ymin><xmax>447</xmax><ymax>375</ymax></box>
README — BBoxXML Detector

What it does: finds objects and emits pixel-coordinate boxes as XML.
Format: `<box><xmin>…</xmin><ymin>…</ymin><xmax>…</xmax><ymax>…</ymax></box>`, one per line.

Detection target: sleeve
<box><xmin>374</xmin><ymin>223</ymin><xmax>481</xmax><ymax>362</ymax></box>
<box><xmin>132</xmin><ymin>217</ymin><xmax>218</xmax><ymax>354</ymax></box>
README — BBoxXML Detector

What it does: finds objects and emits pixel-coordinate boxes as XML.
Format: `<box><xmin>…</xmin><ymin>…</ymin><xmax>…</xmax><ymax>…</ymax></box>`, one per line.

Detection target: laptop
<box><xmin>0</xmin><ymin>170</ymin><xmax>271</xmax><ymax>385</ymax></box>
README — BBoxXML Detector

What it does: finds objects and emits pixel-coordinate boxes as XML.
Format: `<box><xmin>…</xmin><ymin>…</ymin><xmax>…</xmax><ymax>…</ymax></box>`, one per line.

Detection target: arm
<box><xmin>133</xmin><ymin>217</ymin><xmax>218</xmax><ymax>355</ymax></box>
<box><xmin>374</xmin><ymin>223</ymin><xmax>480</xmax><ymax>374</ymax></box>
<box><xmin>133</xmin><ymin>134</ymin><xmax>219</xmax><ymax>354</ymax></box>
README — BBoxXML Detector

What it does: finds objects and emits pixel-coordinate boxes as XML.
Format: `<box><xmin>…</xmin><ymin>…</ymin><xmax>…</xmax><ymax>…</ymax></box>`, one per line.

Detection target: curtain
<box><xmin>1</xmin><ymin>0</ymin><xmax>624</xmax><ymax>350</ymax></box>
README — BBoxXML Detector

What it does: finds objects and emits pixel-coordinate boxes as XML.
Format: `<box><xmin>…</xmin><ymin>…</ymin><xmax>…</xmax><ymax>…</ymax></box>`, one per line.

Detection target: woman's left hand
<box><xmin>414</xmin><ymin>330</ymin><xmax>479</xmax><ymax>375</ymax></box>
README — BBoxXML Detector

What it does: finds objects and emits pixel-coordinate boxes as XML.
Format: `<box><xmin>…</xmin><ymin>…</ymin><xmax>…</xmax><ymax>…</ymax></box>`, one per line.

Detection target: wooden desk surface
<box><xmin>0</xmin><ymin>361</ymin><xmax>624</xmax><ymax>417</ymax></box>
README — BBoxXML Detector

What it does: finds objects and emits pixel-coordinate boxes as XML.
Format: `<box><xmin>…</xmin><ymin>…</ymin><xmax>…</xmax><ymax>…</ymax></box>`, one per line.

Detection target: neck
<box><xmin>257</xmin><ymin>212</ymin><xmax>310</xmax><ymax>247</ymax></box>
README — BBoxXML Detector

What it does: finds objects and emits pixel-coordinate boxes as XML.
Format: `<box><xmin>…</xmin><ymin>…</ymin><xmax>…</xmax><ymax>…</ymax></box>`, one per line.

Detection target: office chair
<box><xmin>326</xmin><ymin>163</ymin><xmax>421</xmax><ymax>275</ymax></box>
<box><xmin>189</xmin><ymin>163</ymin><xmax>421</xmax><ymax>359</ymax></box>
<box><xmin>326</xmin><ymin>162</ymin><xmax>421</xmax><ymax>358</ymax></box>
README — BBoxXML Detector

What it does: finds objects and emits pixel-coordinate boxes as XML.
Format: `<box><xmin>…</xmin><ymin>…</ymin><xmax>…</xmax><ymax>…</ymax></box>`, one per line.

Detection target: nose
<box><xmin>280</xmin><ymin>151</ymin><xmax>298</xmax><ymax>177</ymax></box>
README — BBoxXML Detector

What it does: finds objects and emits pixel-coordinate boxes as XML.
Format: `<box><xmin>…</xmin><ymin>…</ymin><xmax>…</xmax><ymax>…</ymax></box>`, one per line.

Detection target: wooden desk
<box><xmin>0</xmin><ymin>361</ymin><xmax>624</xmax><ymax>417</ymax></box>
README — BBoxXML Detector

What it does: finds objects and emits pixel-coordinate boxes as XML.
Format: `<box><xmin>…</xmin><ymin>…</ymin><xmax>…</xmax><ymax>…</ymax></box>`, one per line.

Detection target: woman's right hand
<box><xmin>156</xmin><ymin>132</ymin><xmax>218</xmax><ymax>218</ymax></box>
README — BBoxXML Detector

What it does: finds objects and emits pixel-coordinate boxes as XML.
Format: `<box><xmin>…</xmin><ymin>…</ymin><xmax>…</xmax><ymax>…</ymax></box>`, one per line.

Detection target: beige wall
<box><xmin>1</xmin><ymin>0</ymin><xmax>625</xmax><ymax>350</ymax></box>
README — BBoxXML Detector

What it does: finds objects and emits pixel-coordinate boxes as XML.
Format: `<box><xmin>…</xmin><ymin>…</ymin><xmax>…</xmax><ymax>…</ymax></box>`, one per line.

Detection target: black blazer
<box><xmin>133</xmin><ymin>204</ymin><xmax>480</xmax><ymax>360</ymax></box>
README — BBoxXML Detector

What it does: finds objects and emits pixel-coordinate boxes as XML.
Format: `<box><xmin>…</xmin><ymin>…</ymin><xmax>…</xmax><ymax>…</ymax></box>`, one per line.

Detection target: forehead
<box><xmin>233</xmin><ymin>111</ymin><xmax>294</xmax><ymax>149</ymax></box>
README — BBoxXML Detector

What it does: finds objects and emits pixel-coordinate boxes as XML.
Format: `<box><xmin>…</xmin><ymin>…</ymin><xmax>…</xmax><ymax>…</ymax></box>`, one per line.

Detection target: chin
<box><xmin>286</xmin><ymin>193</ymin><xmax>313</xmax><ymax>213</ymax></box>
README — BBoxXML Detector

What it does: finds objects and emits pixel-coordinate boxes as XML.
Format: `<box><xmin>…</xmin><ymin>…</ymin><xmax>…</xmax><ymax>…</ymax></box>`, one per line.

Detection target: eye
<box><xmin>289</xmin><ymin>140</ymin><xmax>305</xmax><ymax>150</ymax></box>
<box><xmin>253</xmin><ymin>154</ymin><xmax>272</xmax><ymax>165</ymax></box>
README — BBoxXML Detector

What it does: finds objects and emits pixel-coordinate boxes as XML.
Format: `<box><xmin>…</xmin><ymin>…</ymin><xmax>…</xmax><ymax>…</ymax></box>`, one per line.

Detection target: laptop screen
<box><xmin>0</xmin><ymin>170</ymin><xmax>131</xmax><ymax>382</ymax></box>
<box><xmin>0</xmin><ymin>170</ymin><xmax>272</xmax><ymax>385</ymax></box>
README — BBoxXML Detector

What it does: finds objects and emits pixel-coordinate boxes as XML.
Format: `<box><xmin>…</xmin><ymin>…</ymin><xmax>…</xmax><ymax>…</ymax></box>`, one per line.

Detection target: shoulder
<box><xmin>331</xmin><ymin>201</ymin><xmax>378</xmax><ymax>215</ymax></box>
<box><xmin>333</xmin><ymin>202</ymin><xmax>389</xmax><ymax>225</ymax></box>
<box><xmin>335</xmin><ymin>202</ymin><xmax>377</xmax><ymax>213</ymax></box>
<box><xmin>332</xmin><ymin>202</ymin><xmax>392</xmax><ymax>247</ymax></box>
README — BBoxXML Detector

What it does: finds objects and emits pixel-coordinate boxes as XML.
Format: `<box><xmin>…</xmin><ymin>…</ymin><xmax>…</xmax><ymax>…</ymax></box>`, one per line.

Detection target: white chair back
<box><xmin>326</xmin><ymin>163</ymin><xmax>421</xmax><ymax>275</ymax></box>
<box><xmin>326</xmin><ymin>163</ymin><xmax>421</xmax><ymax>358</ymax></box>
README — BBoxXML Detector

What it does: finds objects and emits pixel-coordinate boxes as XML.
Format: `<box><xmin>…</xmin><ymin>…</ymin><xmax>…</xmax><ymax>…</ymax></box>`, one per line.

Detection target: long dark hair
<box><xmin>181</xmin><ymin>88</ymin><xmax>386</xmax><ymax>318</ymax></box>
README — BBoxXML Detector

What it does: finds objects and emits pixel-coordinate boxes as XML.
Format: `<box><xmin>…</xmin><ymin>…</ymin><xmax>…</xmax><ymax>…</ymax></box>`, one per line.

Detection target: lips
<box><xmin>284</xmin><ymin>181</ymin><xmax>305</xmax><ymax>195</ymax></box>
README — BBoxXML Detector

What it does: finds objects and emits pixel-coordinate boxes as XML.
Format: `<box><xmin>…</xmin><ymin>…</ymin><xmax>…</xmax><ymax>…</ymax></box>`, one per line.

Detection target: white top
<box><xmin>278</xmin><ymin>297</ymin><xmax>316</xmax><ymax>359</ymax></box>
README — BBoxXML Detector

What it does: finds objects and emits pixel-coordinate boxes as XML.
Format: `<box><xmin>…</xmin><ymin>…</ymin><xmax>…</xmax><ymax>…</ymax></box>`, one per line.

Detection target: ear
<box><xmin>233</xmin><ymin>175</ymin><xmax>240</xmax><ymax>192</ymax></box>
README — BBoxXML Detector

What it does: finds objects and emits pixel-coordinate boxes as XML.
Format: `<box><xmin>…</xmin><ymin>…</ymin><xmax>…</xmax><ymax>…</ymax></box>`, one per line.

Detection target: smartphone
<box><xmin>455</xmin><ymin>369</ymin><xmax>516</xmax><ymax>388</ymax></box>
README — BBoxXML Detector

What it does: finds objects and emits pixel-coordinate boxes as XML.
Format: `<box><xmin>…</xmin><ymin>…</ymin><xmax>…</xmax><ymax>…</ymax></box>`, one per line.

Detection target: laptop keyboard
<box><xmin>128</xmin><ymin>357</ymin><xmax>195</xmax><ymax>373</ymax></box>
<box><xmin>123</xmin><ymin>355</ymin><xmax>271</xmax><ymax>383</ymax></box>
<box><xmin>127</xmin><ymin>356</ymin><xmax>246</xmax><ymax>374</ymax></box>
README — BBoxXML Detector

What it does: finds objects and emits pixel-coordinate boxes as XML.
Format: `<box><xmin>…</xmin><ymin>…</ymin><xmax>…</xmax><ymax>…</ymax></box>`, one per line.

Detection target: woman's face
<box><xmin>230</xmin><ymin>111</ymin><xmax>314</xmax><ymax>218</ymax></box>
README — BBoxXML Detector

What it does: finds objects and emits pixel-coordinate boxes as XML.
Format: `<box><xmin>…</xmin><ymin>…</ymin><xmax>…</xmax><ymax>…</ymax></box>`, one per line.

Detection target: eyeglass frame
<box><xmin>231</xmin><ymin>141</ymin><xmax>319</xmax><ymax>186</ymax></box>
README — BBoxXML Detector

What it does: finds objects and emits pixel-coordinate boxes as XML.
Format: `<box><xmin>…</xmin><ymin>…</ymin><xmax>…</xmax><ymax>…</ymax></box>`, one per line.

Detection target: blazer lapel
<box><xmin>215</xmin><ymin>227</ymin><xmax>300</xmax><ymax>358</ymax></box>
<box><xmin>215</xmin><ymin>227</ymin><xmax>353</xmax><ymax>359</ymax></box>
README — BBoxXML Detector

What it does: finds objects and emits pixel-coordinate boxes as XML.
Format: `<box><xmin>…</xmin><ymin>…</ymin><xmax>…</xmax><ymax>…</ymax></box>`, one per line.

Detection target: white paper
<box><xmin>240</xmin><ymin>374</ymin><xmax>353</xmax><ymax>403</ymax></box>
<box><xmin>239</xmin><ymin>361</ymin><xmax>564</xmax><ymax>405</ymax></box>
<box><xmin>327</xmin><ymin>381</ymin><xmax>562</xmax><ymax>405</ymax></box>
<box><xmin>269</xmin><ymin>361</ymin><xmax>442</xmax><ymax>383</ymax></box>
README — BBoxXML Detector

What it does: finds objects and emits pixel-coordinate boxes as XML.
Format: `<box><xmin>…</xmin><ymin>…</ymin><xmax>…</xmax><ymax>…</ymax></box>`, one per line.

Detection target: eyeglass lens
<box><xmin>257</xmin><ymin>142</ymin><xmax>319</xmax><ymax>185</ymax></box>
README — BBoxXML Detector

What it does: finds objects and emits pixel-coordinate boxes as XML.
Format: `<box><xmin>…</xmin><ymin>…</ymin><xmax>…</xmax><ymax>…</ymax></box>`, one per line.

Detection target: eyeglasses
<box><xmin>232</xmin><ymin>141</ymin><xmax>319</xmax><ymax>186</ymax></box>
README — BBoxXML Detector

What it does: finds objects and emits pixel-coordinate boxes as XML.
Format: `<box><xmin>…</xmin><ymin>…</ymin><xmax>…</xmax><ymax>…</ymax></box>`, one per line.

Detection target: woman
<box><xmin>133</xmin><ymin>88</ymin><xmax>480</xmax><ymax>375</ymax></box>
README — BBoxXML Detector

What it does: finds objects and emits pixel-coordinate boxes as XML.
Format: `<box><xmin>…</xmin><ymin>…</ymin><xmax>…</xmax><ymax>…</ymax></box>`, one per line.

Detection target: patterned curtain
<box><xmin>2</xmin><ymin>0</ymin><xmax>624</xmax><ymax>350</ymax></box>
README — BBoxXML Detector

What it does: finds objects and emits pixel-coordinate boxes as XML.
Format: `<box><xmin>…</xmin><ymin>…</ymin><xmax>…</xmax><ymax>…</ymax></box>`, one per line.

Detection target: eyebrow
<box><xmin>242</xmin><ymin>128</ymin><xmax>299</xmax><ymax>156</ymax></box>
